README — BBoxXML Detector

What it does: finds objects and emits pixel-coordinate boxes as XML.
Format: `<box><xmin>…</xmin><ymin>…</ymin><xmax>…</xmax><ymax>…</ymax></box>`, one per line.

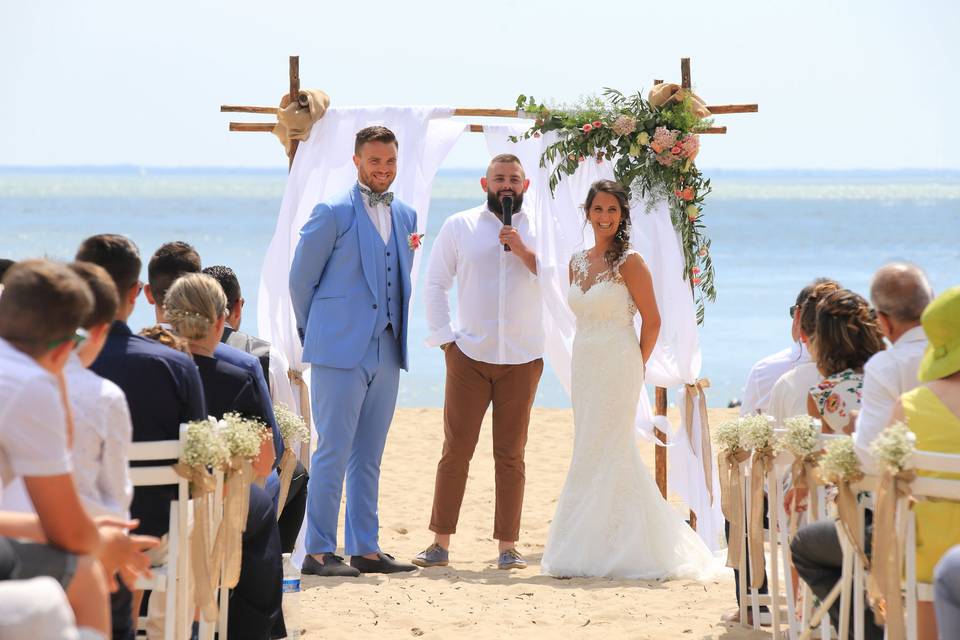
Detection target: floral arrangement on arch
<box><xmin>510</xmin><ymin>88</ymin><xmax>716</xmax><ymax>323</ymax></box>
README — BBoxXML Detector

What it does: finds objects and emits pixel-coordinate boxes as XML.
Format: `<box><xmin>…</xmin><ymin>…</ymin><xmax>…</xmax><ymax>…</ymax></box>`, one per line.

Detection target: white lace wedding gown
<box><xmin>540</xmin><ymin>250</ymin><xmax>716</xmax><ymax>580</ymax></box>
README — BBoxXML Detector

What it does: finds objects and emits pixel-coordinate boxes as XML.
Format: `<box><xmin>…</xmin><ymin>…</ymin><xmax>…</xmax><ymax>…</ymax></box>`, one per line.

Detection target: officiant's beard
<box><xmin>487</xmin><ymin>191</ymin><xmax>523</xmax><ymax>219</ymax></box>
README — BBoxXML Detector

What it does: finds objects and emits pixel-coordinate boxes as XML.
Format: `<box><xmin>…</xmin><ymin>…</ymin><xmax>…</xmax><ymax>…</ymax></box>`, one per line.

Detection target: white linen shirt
<box><xmin>359</xmin><ymin>181</ymin><xmax>393</xmax><ymax>244</ymax></box>
<box><xmin>0</xmin><ymin>338</ymin><xmax>72</xmax><ymax>487</ymax></box>
<box><xmin>767</xmin><ymin>362</ymin><xmax>822</xmax><ymax>427</ymax></box>
<box><xmin>853</xmin><ymin>326</ymin><xmax>927</xmax><ymax>473</ymax></box>
<box><xmin>740</xmin><ymin>342</ymin><xmax>810</xmax><ymax>416</ymax></box>
<box><xmin>424</xmin><ymin>204</ymin><xmax>544</xmax><ymax>365</ymax></box>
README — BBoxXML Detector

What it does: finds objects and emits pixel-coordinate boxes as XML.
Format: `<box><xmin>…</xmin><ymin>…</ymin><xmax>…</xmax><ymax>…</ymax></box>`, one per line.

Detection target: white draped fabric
<box><xmin>257</xmin><ymin>106</ymin><xmax>464</xmax><ymax>371</ymax></box>
<box><xmin>484</xmin><ymin>125</ymin><xmax>723</xmax><ymax>549</ymax></box>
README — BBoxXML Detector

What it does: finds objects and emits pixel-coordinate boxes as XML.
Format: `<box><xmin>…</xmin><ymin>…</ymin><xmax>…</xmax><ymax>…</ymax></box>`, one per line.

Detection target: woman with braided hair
<box><xmin>807</xmin><ymin>288</ymin><xmax>886</xmax><ymax>434</ymax></box>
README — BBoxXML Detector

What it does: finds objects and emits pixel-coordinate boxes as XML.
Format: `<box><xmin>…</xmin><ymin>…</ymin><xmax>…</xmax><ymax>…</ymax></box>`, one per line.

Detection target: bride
<box><xmin>541</xmin><ymin>179</ymin><xmax>715</xmax><ymax>580</ymax></box>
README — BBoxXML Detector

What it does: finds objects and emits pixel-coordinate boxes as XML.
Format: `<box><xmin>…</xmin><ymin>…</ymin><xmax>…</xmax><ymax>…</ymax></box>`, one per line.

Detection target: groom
<box><xmin>289</xmin><ymin>126</ymin><xmax>417</xmax><ymax>576</ymax></box>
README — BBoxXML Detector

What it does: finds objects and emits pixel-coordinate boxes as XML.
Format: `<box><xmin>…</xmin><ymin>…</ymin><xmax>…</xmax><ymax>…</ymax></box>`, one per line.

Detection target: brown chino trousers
<box><xmin>429</xmin><ymin>343</ymin><xmax>543</xmax><ymax>542</ymax></box>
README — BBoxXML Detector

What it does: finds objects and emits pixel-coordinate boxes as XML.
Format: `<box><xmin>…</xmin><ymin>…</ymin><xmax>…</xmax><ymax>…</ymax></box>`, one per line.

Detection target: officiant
<box><xmin>413</xmin><ymin>154</ymin><xmax>544</xmax><ymax>571</ymax></box>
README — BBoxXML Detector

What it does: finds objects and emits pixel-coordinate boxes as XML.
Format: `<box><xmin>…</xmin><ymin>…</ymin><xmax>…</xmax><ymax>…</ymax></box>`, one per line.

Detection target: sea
<box><xmin>1</xmin><ymin>167</ymin><xmax>957</xmax><ymax>408</ymax></box>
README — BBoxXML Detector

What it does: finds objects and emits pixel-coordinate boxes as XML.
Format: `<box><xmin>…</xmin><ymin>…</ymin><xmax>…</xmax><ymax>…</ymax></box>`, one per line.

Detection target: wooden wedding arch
<box><xmin>220</xmin><ymin>56</ymin><xmax>758</xmax><ymax>528</ymax></box>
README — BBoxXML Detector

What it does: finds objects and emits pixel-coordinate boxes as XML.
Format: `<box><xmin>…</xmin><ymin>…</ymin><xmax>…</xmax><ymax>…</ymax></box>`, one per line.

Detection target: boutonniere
<box><xmin>407</xmin><ymin>232</ymin><xmax>425</xmax><ymax>251</ymax></box>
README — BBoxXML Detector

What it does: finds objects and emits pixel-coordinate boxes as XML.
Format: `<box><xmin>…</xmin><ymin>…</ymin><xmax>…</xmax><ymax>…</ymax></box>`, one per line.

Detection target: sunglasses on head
<box><xmin>47</xmin><ymin>328</ymin><xmax>89</xmax><ymax>350</ymax></box>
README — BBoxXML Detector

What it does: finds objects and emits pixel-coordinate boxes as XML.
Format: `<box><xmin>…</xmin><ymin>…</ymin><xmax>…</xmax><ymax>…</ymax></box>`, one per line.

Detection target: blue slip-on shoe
<box><xmin>497</xmin><ymin>548</ymin><xmax>527</xmax><ymax>570</ymax></box>
<box><xmin>412</xmin><ymin>543</ymin><xmax>449</xmax><ymax>567</ymax></box>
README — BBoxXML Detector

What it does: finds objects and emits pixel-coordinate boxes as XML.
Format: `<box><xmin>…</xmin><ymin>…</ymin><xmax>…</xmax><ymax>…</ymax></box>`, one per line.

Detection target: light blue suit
<box><xmin>290</xmin><ymin>183</ymin><xmax>416</xmax><ymax>555</ymax></box>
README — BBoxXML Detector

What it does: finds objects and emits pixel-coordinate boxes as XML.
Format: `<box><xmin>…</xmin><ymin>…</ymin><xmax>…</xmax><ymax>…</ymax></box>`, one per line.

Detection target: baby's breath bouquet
<box><xmin>180</xmin><ymin>418</ymin><xmax>230</xmax><ymax>469</ymax></box>
<box><xmin>273</xmin><ymin>404</ymin><xmax>309</xmax><ymax>519</ymax></box>
<box><xmin>219</xmin><ymin>412</ymin><xmax>269</xmax><ymax>461</ymax></box>
<box><xmin>869</xmin><ymin>421</ymin><xmax>917</xmax><ymax>473</ymax></box>
<box><xmin>781</xmin><ymin>415</ymin><xmax>821</xmax><ymax>458</ymax></box>
<box><xmin>714</xmin><ymin>419</ymin><xmax>743</xmax><ymax>454</ymax></box>
<box><xmin>819</xmin><ymin>436</ymin><xmax>862</xmax><ymax>484</ymax></box>
<box><xmin>739</xmin><ymin>414</ymin><xmax>775</xmax><ymax>451</ymax></box>
<box><xmin>274</xmin><ymin>404</ymin><xmax>309</xmax><ymax>445</ymax></box>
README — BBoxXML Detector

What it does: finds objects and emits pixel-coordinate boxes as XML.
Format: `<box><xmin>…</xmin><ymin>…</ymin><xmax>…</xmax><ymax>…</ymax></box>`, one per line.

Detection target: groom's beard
<box><xmin>487</xmin><ymin>191</ymin><xmax>523</xmax><ymax>220</ymax></box>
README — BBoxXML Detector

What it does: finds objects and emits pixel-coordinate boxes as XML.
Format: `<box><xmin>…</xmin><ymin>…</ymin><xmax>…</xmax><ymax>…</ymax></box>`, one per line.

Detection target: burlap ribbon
<box><xmin>788</xmin><ymin>454</ymin><xmax>821</xmax><ymax>539</ymax></box>
<box><xmin>288</xmin><ymin>369</ymin><xmax>312</xmax><ymax>467</ymax></box>
<box><xmin>647</xmin><ymin>83</ymin><xmax>711</xmax><ymax>119</ymax></box>
<box><xmin>173</xmin><ymin>463</ymin><xmax>219</xmax><ymax>622</ymax></box>
<box><xmin>272</xmin><ymin>89</ymin><xmax>331</xmax><ymax>154</ymax></box>
<box><xmin>719</xmin><ymin>448</ymin><xmax>751</xmax><ymax>569</ymax></box>
<box><xmin>867</xmin><ymin>469</ymin><xmax>916</xmax><ymax>640</ymax></box>
<box><xmin>835</xmin><ymin>474</ymin><xmax>869</xmax><ymax>569</ymax></box>
<box><xmin>212</xmin><ymin>457</ymin><xmax>253</xmax><ymax>588</ymax></box>
<box><xmin>683</xmin><ymin>379</ymin><xmax>714</xmax><ymax>505</ymax></box>
<box><xmin>275</xmin><ymin>440</ymin><xmax>298</xmax><ymax>520</ymax></box>
<box><xmin>749</xmin><ymin>446</ymin><xmax>776</xmax><ymax>588</ymax></box>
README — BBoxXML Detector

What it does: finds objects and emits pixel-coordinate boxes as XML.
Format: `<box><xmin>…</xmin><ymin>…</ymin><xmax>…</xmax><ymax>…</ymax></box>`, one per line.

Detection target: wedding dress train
<box><xmin>541</xmin><ymin>250</ymin><xmax>716</xmax><ymax>580</ymax></box>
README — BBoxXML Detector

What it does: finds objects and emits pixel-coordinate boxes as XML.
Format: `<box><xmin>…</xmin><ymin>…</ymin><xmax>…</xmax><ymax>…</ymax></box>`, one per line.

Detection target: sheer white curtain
<box><xmin>484</xmin><ymin>125</ymin><xmax>722</xmax><ymax>549</ymax></box>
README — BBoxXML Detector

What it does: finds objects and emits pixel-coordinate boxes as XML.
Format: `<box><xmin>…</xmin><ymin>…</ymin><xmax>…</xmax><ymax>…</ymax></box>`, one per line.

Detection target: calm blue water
<box><xmin>1</xmin><ymin>168</ymin><xmax>957</xmax><ymax>408</ymax></box>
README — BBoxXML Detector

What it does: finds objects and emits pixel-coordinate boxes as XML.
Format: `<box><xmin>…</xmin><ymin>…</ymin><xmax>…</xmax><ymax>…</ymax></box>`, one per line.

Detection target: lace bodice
<box><xmin>567</xmin><ymin>250</ymin><xmax>639</xmax><ymax>331</ymax></box>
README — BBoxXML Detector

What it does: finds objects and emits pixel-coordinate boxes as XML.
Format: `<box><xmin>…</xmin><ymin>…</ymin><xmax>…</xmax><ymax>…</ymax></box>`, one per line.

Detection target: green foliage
<box><xmin>511</xmin><ymin>89</ymin><xmax>719</xmax><ymax>324</ymax></box>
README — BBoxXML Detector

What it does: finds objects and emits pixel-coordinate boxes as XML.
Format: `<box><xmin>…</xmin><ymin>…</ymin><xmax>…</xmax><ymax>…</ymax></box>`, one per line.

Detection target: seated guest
<box><xmin>853</xmin><ymin>263</ymin><xmax>932</xmax><ymax>473</ymax></box>
<box><xmin>1</xmin><ymin>262</ymin><xmax>134</xmax><ymax>519</ymax></box>
<box><xmin>807</xmin><ymin>289</ymin><xmax>885</xmax><ymax>434</ymax></box>
<box><xmin>202</xmin><ymin>264</ymin><xmax>308</xmax><ymax>553</ymax></box>
<box><xmin>740</xmin><ymin>277</ymin><xmax>834</xmax><ymax>416</ymax></box>
<box><xmin>887</xmin><ymin>286</ymin><xmax>960</xmax><ymax>640</ymax></box>
<box><xmin>143</xmin><ymin>242</ymin><xmax>282</xmax><ymax>471</ymax></box>
<box><xmin>935</xmin><ymin>546</ymin><xmax>960</xmax><ymax>640</ymax></box>
<box><xmin>139</xmin><ymin>325</ymin><xmax>190</xmax><ymax>354</ymax></box>
<box><xmin>75</xmin><ymin>235</ymin><xmax>205</xmax><ymax>639</ymax></box>
<box><xmin>162</xmin><ymin>273</ymin><xmax>284</xmax><ymax>639</ymax></box>
<box><xmin>769</xmin><ymin>279</ymin><xmax>841</xmax><ymax>425</ymax></box>
<box><xmin>0</xmin><ymin>259</ymin><xmax>157</xmax><ymax>640</ymax></box>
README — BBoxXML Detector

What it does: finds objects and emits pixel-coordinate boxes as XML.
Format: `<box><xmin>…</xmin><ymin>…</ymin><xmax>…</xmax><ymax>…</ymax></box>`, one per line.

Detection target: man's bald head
<box><xmin>869</xmin><ymin>262</ymin><xmax>933</xmax><ymax>324</ymax></box>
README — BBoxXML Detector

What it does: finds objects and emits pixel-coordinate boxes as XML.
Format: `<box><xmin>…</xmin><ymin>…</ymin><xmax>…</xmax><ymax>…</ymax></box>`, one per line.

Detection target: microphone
<box><xmin>501</xmin><ymin>195</ymin><xmax>514</xmax><ymax>252</ymax></box>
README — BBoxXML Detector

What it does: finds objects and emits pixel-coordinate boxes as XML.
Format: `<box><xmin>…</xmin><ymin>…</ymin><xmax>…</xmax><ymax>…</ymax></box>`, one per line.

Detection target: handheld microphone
<box><xmin>501</xmin><ymin>195</ymin><xmax>514</xmax><ymax>252</ymax></box>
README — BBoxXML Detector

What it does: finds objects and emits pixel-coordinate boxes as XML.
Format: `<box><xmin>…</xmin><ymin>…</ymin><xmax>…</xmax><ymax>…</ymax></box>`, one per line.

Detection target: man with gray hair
<box><xmin>853</xmin><ymin>262</ymin><xmax>933</xmax><ymax>471</ymax></box>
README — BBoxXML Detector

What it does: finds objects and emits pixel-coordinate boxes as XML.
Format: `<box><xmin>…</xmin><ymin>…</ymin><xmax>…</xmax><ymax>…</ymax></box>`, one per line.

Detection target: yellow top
<box><xmin>903</xmin><ymin>385</ymin><xmax>960</xmax><ymax>582</ymax></box>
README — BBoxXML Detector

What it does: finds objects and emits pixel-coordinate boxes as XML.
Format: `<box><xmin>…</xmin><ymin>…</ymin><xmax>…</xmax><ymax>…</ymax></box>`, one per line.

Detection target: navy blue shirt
<box><xmin>213</xmin><ymin>342</ymin><xmax>283</xmax><ymax>460</ymax></box>
<box><xmin>91</xmin><ymin>321</ymin><xmax>206</xmax><ymax>537</ymax></box>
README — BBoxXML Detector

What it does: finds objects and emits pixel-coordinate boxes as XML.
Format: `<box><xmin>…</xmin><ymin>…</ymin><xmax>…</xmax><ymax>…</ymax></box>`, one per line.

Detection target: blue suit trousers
<box><xmin>306</xmin><ymin>329</ymin><xmax>401</xmax><ymax>556</ymax></box>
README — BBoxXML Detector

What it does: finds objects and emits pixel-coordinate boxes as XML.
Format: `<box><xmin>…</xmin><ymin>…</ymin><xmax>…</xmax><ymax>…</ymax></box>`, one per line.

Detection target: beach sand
<box><xmin>299</xmin><ymin>406</ymin><xmax>770</xmax><ymax>639</ymax></box>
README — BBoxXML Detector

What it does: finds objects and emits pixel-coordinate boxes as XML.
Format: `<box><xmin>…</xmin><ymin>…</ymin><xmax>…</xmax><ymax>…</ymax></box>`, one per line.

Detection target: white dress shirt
<box><xmin>853</xmin><ymin>325</ymin><xmax>927</xmax><ymax>473</ymax></box>
<box><xmin>359</xmin><ymin>181</ymin><xmax>393</xmax><ymax>244</ymax></box>
<box><xmin>424</xmin><ymin>204</ymin><xmax>544</xmax><ymax>365</ymax></box>
<box><xmin>740</xmin><ymin>342</ymin><xmax>810</xmax><ymax>416</ymax></box>
<box><xmin>767</xmin><ymin>361</ymin><xmax>823</xmax><ymax>427</ymax></box>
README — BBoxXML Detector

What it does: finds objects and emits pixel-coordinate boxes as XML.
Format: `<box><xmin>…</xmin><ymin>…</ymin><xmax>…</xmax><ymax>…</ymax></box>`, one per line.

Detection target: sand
<box><xmin>298</xmin><ymin>407</ymin><xmax>771</xmax><ymax>639</ymax></box>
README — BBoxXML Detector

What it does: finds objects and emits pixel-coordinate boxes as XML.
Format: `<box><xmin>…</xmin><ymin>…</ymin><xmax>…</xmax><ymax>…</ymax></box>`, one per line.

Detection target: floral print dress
<box><xmin>809</xmin><ymin>368</ymin><xmax>864</xmax><ymax>433</ymax></box>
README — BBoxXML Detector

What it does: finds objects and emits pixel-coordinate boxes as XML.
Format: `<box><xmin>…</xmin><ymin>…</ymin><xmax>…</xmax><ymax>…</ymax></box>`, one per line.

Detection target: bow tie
<box><xmin>360</xmin><ymin>185</ymin><xmax>394</xmax><ymax>207</ymax></box>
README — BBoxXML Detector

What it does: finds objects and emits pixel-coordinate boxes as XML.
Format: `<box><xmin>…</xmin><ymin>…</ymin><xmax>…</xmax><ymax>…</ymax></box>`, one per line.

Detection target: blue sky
<box><xmin>2</xmin><ymin>0</ymin><xmax>958</xmax><ymax>170</ymax></box>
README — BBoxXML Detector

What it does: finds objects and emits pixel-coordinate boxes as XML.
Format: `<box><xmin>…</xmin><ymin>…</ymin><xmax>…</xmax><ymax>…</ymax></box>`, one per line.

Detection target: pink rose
<box><xmin>407</xmin><ymin>233</ymin><xmax>424</xmax><ymax>251</ymax></box>
<box><xmin>691</xmin><ymin>267</ymin><xmax>701</xmax><ymax>275</ymax></box>
<box><xmin>671</xmin><ymin>144</ymin><xmax>683</xmax><ymax>155</ymax></box>
<box><xmin>678</xmin><ymin>187</ymin><xmax>696</xmax><ymax>202</ymax></box>
<box><xmin>592</xmin><ymin>120</ymin><xmax>603</xmax><ymax>128</ymax></box>
<box><xmin>692</xmin><ymin>277</ymin><xmax>701</xmax><ymax>285</ymax></box>
<box><xmin>582</xmin><ymin>123</ymin><xmax>593</xmax><ymax>133</ymax></box>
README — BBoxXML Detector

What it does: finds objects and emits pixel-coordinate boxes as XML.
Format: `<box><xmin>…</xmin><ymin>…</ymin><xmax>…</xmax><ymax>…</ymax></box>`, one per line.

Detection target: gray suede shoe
<box><xmin>412</xmin><ymin>543</ymin><xmax>449</xmax><ymax>567</ymax></box>
<box><xmin>497</xmin><ymin>548</ymin><xmax>527</xmax><ymax>570</ymax></box>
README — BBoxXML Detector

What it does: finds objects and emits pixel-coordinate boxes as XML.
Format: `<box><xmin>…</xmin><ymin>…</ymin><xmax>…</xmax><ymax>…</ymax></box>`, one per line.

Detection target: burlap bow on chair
<box><xmin>748</xmin><ymin>445</ymin><xmax>776</xmax><ymax>588</ymax></box>
<box><xmin>272</xmin><ymin>89</ymin><xmax>331</xmax><ymax>154</ymax></box>
<box><xmin>867</xmin><ymin>469</ymin><xmax>916</xmax><ymax>640</ymax></box>
<box><xmin>647</xmin><ymin>83</ymin><xmax>711</xmax><ymax>119</ymax></box>
<box><xmin>683</xmin><ymin>379</ymin><xmax>714</xmax><ymax>505</ymax></box>
<box><xmin>719</xmin><ymin>448</ymin><xmax>752</xmax><ymax>569</ymax></box>
<box><xmin>212</xmin><ymin>456</ymin><xmax>254</xmax><ymax>588</ymax></box>
<box><xmin>173</xmin><ymin>463</ymin><xmax>220</xmax><ymax>622</ymax></box>
<box><xmin>788</xmin><ymin>453</ymin><xmax>822</xmax><ymax>539</ymax></box>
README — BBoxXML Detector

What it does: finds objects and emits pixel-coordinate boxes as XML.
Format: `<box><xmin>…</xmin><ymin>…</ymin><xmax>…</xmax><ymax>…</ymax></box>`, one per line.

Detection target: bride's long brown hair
<box><xmin>584</xmin><ymin>180</ymin><xmax>631</xmax><ymax>267</ymax></box>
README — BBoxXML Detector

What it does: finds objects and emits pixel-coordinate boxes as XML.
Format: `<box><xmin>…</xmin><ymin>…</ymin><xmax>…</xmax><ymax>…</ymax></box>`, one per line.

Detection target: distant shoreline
<box><xmin>1</xmin><ymin>165</ymin><xmax>960</xmax><ymax>180</ymax></box>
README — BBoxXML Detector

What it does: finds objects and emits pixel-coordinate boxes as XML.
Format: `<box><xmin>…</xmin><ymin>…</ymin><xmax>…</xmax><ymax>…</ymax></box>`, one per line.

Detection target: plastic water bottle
<box><xmin>281</xmin><ymin>553</ymin><xmax>302</xmax><ymax>639</ymax></box>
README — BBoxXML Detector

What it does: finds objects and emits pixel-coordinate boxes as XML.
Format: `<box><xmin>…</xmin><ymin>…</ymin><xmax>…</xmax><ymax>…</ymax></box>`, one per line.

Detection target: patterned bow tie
<box><xmin>360</xmin><ymin>185</ymin><xmax>394</xmax><ymax>206</ymax></box>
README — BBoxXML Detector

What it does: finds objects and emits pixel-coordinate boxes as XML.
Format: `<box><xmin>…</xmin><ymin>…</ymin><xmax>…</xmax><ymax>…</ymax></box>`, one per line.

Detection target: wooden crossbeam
<box><xmin>221</xmin><ymin>103</ymin><xmax>757</xmax><ymax>117</ymax></box>
<box><xmin>232</xmin><ymin>122</ymin><xmax>728</xmax><ymax>135</ymax></box>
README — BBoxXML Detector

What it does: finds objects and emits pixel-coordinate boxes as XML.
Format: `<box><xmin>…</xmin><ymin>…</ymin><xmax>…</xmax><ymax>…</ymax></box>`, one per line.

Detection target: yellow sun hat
<box><xmin>918</xmin><ymin>286</ymin><xmax>960</xmax><ymax>382</ymax></box>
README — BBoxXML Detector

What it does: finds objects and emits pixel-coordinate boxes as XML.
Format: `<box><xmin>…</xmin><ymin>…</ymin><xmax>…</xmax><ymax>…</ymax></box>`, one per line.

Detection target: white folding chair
<box><xmin>129</xmin><ymin>432</ymin><xmax>191</xmax><ymax>640</ymax></box>
<box><xmin>901</xmin><ymin>451</ymin><xmax>960</xmax><ymax>640</ymax></box>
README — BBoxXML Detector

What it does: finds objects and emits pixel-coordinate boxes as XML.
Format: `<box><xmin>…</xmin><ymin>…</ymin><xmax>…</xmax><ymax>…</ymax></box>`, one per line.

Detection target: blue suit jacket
<box><xmin>214</xmin><ymin>342</ymin><xmax>283</xmax><ymax>460</ymax></box>
<box><xmin>92</xmin><ymin>321</ymin><xmax>207</xmax><ymax>537</ymax></box>
<box><xmin>289</xmin><ymin>184</ymin><xmax>416</xmax><ymax>371</ymax></box>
